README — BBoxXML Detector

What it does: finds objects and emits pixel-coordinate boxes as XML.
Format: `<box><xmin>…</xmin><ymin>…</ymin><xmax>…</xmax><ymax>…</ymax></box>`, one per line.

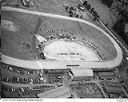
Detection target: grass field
<box><xmin>1</xmin><ymin>10</ymin><xmax>117</xmax><ymax>61</ymax></box>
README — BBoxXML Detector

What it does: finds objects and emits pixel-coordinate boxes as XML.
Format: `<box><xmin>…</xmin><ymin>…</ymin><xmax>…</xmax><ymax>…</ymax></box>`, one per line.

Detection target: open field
<box><xmin>1</xmin><ymin>6</ymin><xmax>123</xmax><ymax>70</ymax></box>
<box><xmin>1</xmin><ymin>10</ymin><xmax>117</xmax><ymax>61</ymax></box>
<box><xmin>1</xmin><ymin>0</ymin><xmax>128</xmax><ymax>98</ymax></box>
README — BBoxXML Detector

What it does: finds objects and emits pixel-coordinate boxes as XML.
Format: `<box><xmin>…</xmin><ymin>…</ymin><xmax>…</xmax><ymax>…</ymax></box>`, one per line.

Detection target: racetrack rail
<box><xmin>1</xmin><ymin>6</ymin><xmax>123</xmax><ymax>70</ymax></box>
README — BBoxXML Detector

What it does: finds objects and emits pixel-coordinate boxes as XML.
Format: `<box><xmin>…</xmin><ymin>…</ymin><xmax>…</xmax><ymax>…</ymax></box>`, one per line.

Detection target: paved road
<box><xmin>1</xmin><ymin>6</ymin><xmax>123</xmax><ymax>70</ymax></box>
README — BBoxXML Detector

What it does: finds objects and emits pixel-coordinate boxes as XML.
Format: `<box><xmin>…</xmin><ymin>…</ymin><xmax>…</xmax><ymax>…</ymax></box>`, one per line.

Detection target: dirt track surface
<box><xmin>1</xmin><ymin>6</ymin><xmax>123</xmax><ymax>69</ymax></box>
<box><xmin>1</xmin><ymin>7</ymin><xmax>117</xmax><ymax>60</ymax></box>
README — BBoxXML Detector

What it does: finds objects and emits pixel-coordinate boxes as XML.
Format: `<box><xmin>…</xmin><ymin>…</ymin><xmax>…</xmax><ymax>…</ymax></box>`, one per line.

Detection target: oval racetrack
<box><xmin>1</xmin><ymin>6</ymin><xmax>123</xmax><ymax>70</ymax></box>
